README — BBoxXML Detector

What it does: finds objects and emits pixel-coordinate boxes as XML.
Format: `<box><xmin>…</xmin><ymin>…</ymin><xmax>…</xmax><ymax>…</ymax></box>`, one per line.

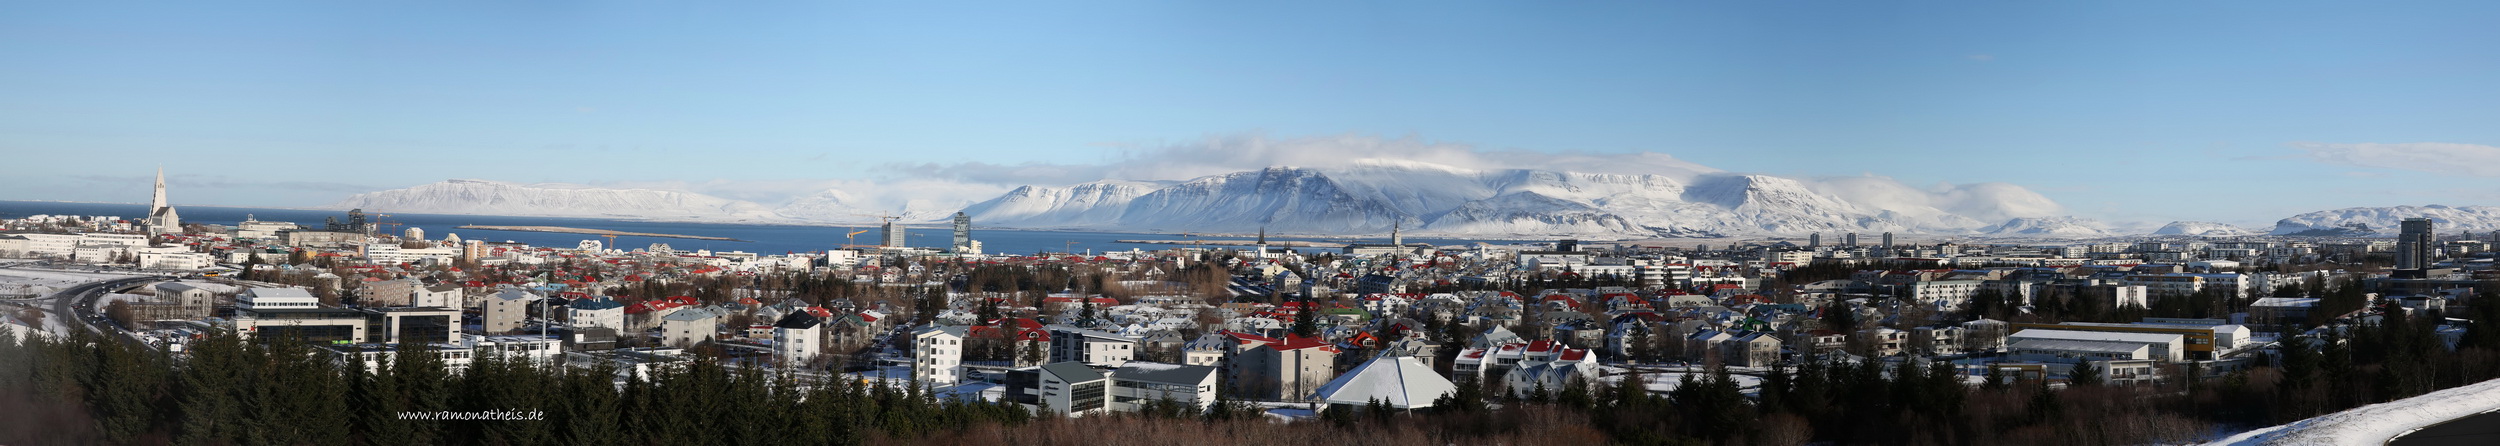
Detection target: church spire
<box><xmin>150</xmin><ymin>166</ymin><xmax>168</xmax><ymax>212</ymax></box>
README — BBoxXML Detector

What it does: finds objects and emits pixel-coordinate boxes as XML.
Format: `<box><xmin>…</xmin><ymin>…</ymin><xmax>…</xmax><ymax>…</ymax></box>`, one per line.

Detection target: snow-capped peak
<box><xmin>2151</xmin><ymin>221</ymin><xmax>2261</xmax><ymax>236</ymax></box>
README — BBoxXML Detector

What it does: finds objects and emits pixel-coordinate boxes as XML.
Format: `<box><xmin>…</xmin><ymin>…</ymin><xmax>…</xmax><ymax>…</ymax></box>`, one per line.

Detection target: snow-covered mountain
<box><xmin>334</xmin><ymin>162</ymin><xmax>2085</xmax><ymax>237</ymax></box>
<box><xmin>326</xmin><ymin>179</ymin><xmax>784</xmax><ymax>221</ymax></box>
<box><xmin>1977</xmin><ymin>216</ymin><xmax>2111</xmax><ymax>237</ymax></box>
<box><xmin>2152</xmin><ymin>221</ymin><xmax>2262</xmax><ymax>237</ymax></box>
<box><xmin>955</xmin><ymin>180</ymin><xmax>1163</xmax><ymax>228</ymax></box>
<box><xmin>2271</xmin><ymin>205</ymin><xmax>2500</xmax><ymax>236</ymax></box>
<box><xmin>958</xmin><ymin>162</ymin><xmax>2064</xmax><ymax>237</ymax></box>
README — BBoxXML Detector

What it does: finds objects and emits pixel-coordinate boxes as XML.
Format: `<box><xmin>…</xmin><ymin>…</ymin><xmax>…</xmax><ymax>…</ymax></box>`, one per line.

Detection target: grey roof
<box><xmin>1038</xmin><ymin>361</ymin><xmax>1104</xmax><ymax>382</ymax></box>
<box><xmin>494</xmin><ymin>289</ymin><xmax>540</xmax><ymax>302</ymax></box>
<box><xmin>424</xmin><ymin>284</ymin><xmax>462</xmax><ymax>293</ymax></box>
<box><xmin>1109</xmin><ymin>362</ymin><xmax>1217</xmax><ymax>386</ymax></box>
<box><xmin>662</xmin><ymin>307</ymin><xmax>719</xmax><ymax>322</ymax></box>
<box><xmin>1047</xmin><ymin>324</ymin><xmax>1138</xmax><ymax>342</ymax></box>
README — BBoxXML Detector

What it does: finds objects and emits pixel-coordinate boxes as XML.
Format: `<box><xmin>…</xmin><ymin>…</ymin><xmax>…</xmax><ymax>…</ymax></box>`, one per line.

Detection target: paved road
<box><xmin>2389</xmin><ymin>410</ymin><xmax>2500</xmax><ymax>446</ymax></box>
<box><xmin>7</xmin><ymin>267</ymin><xmax>171</xmax><ymax>348</ymax></box>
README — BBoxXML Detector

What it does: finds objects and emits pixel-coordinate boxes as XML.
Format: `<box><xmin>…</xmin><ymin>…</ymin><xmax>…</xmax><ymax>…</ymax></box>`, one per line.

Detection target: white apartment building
<box><xmin>914</xmin><ymin>325</ymin><xmax>968</xmax><ymax>386</ymax></box>
<box><xmin>1049</xmin><ymin>325</ymin><xmax>1138</xmax><ymax>367</ymax></box>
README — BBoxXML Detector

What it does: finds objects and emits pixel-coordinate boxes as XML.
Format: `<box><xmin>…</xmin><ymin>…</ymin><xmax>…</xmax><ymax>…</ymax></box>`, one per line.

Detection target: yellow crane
<box><xmin>847</xmin><ymin>212</ymin><xmax>905</xmax><ymax>248</ymax></box>
<box><xmin>839</xmin><ymin>228</ymin><xmax>878</xmax><ymax>249</ymax></box>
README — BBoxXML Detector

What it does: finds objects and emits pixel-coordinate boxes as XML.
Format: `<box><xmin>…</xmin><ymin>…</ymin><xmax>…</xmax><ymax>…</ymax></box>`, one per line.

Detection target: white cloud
<box><xmin>2289</xmin><ymin>142</ymin><xmax>2500</xmax><ymax>177</ymax></box>
<box><xmin>600</xmin><ymin>178</ymin><xmax>1008</xmax><ymax>222</ymax></box>
<box><xmin>890</xmin><ymin>133</ymin><xmax>1725</xmax><ymax>186</ymax></box>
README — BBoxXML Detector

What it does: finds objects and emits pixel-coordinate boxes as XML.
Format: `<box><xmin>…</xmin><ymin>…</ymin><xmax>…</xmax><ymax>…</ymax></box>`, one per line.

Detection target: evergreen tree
<box><xmin>2068</xmin><ymin>360</ymin><xmax>2101</xmax><ymax>388</ymax></box>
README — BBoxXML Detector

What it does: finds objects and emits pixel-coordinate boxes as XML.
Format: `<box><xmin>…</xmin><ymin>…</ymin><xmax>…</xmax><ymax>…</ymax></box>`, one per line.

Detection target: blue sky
<box><xmin>3</xmin><ymin>1</ymin><xmax>2498</xmax><ymax>226</ymax></box>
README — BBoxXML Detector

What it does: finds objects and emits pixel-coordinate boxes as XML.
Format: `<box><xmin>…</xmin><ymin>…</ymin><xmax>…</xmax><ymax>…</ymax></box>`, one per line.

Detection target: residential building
<box><xmin>415</xmin><ymin>283</ymin><xmax>462</xmax><ymax>308</ymax></box>
<box><xmin>660</xmin><ymin>307</ymin><xmax>721</xmax><ymax>348</ymax></box>
<box><xmin>1231</xmin><ymin>334</ymin><xmax>1339</xmax><ymax>400</ymax></box>
<box><xmin>1048</xmin><ymin>325</ymin><xmax>1139</xmax><ymax>367</ymax></box>
<box><xmin>1723</xmin><ymin>331</ymin><xmax>1782</xmax><ymax>367</ymax></box>
<box><xmin>482</xmin><ymin>289</ymin><xmax>537</xmax><ymax>334</ymax></box>
<box><xmin>567</xmin><ymin>297</ymin><xmax>626</xmax><ymax>330</ymax></box>
<box><xmin>773</xmin><ymin>309</ymin><xmax>826</xmax><ymax>367</ymax></box>
<box><xmin>362</xmin><ymin>279</ymin><xmax>417</xmax><ymax>307</ymax></box>
<box><xmin>915</xmin><ymin>325</ymin><xmax>968</xmax><ymax>387</ymax></box>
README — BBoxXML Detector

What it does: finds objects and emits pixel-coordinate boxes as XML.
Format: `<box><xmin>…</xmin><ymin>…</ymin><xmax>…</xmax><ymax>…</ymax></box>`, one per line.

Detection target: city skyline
<box><xmin>5</xmin><ymin>2</ymin><xmax>2499</xmax><ymax>227</ymax></box>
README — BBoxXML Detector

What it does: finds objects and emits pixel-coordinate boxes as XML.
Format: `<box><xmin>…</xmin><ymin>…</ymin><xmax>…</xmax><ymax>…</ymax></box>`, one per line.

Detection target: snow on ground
<box><xmin>934</xmin><ymin>382</ymin><xmax>1002</xmax><ymax>403</ymax></box>
<box><xmin>1</xmin><ymin>305</ymin><xmax>74</xmax><ymax>342</ymax></box>
<box><xmin>2204</xmin><ymin>378</ymin><xmax>2500</xmax><ymax>446</ymax></box>
<box><xmin>0</xmin><ymin>267</ymin><xmax>148</xmax><ymax>296</ymax></box>
<box><xmin>1607</xmin><ymin>372</ymin><xmax>1759</xmax><ymax>395</ymax></box>
<box><xmin>1599</xmin><ymin>367</ymin><xmax>1765</xmax><ymax>394</ymax></box>
<box><xmin>3</xmin><ymin>313</ymin><xmax>43</xmax><ymax>344</ymax></box>
<box><xmin>842</xmin><ymin>365</ymin><xmax>917</xmax><ymax>389</ymax></box>
<box><xmin>1254</xmin><ymin>401</ymin><xmax>1320</xmax><ymax>421</ymax></box>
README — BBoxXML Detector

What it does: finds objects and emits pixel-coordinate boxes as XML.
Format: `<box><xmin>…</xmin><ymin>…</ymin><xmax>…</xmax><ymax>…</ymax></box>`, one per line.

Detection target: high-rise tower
<box><xmin>2395</xmin><ymin>218</ymin><xmax>2434</xmax><ymax>278</ymax></box>
<box><xmin>951</xmin><ymin>212</ymin><xmax>972</xmax><ymax>253</ymax></box>
<box><xmin>882</xmin><ymin>221</ymin><xmax>908</xmax><ymax>248</ymax></box>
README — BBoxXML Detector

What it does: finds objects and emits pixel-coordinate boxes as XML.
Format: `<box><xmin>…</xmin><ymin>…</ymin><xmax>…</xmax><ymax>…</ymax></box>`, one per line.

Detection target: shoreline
<box><xmin>454</xmin><ymin>225</ymin><xmax>748</xmax><ymax>242</ymax></box>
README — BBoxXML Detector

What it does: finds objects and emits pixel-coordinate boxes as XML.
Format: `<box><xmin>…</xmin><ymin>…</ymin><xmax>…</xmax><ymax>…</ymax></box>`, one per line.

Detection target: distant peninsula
<box><xmin>454</xmin><ymin>225</ymin><xmax>746</xmax><ymax>242</ymax></box>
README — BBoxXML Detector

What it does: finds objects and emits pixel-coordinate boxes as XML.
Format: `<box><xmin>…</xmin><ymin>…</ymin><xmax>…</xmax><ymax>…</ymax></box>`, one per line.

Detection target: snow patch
<box><xmin>2205</xmin><ymin>377</ymin><xmax>2500</xmax><ymax>446</ymax></box>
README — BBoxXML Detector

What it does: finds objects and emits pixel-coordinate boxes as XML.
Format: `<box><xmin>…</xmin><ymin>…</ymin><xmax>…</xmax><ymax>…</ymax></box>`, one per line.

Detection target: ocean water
<box><xmin>0</xmin><ymin>201</ymin><xmax>1537</xmax><ymax>256</ymax></box>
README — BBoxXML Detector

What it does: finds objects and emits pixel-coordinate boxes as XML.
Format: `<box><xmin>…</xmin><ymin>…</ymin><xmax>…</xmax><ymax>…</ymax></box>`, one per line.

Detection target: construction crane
<box><xmin>849</xmin><ymin>212</ymin><xmax>906</xmax><ymax>249</ymax></box>
<box><xmin>372</xmin><ymin>214</ymin><xmax>405</xmax><ymax>239</ymax></box>
<box><xmin>601</xmin><ymin>234</ymin><xmax>618</xmax><ymax>252</ymax></box>
<box><xmin>838</xmin><ymin>228</ymin><xmax>878</xmax><ymax>250</ymax></box>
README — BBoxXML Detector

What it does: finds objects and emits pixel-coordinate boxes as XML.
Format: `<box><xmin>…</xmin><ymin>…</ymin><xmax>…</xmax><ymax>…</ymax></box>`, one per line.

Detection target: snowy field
<box><xmin>1</xmin><ymin>304</ymin><xmax>76</xmax><ymax>342</ymax></box>
<box><xmin>0</xmin><ymin>267</ymin><xmax>147</xmax><ymax>296</ymax></box>
<box><xmin>2205</xmin><ymin>377</ymin><xmax>2500</xmax><ymax>445</ymax></box>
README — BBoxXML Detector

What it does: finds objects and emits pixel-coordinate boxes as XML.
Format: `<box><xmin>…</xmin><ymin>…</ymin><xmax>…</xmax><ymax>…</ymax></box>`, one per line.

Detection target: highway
<box><xmin>1</xmin><ymin>265</ymin><xmax>173</xmax><ymax>348</ymax></box>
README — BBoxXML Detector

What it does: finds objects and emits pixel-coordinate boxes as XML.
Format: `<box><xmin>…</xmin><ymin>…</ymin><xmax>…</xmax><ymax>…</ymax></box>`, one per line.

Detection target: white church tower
<box><xmin>145</xmin><ymin>167</ymin><xmax>181</xmax><ymax>236</ymax></box>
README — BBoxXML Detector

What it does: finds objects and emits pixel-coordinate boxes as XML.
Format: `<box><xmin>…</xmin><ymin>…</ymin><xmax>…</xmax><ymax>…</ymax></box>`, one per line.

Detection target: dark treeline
<box><xmin>9</xmin><ymin>295</ymin><xmax>2500</xmax><ymax>445</ymax></box>
<box><xmin>0</xmin><ymin>328</ymin><xmax>1029</xmax><ymax>445</ymax></box>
